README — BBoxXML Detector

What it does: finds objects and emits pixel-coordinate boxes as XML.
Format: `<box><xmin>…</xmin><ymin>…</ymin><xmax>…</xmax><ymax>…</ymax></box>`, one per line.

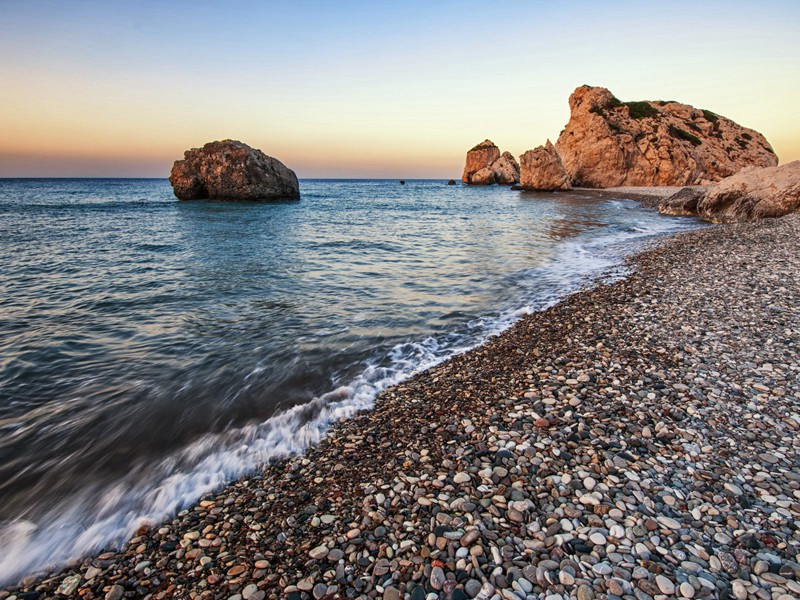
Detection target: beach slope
<box><xmin>6</xmin><ymin>213</ymin><xmax>800</xmax><ymax>599</ymax></box>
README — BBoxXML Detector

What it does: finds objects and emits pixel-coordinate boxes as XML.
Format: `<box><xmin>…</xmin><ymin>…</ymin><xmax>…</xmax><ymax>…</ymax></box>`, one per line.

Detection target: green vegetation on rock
<box><xmin>625</xmin><ymin>101</ymin><xmax>659</xmax><ymax>119</ymax></box>
<box><xmin>669</xmin><ymin>125</ymin><xmax>703</xmax><ymax>146</ymax></box>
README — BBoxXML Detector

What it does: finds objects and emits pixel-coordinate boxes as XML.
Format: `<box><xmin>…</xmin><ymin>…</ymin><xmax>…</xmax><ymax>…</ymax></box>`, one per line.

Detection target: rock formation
<box><xmin>170</xmin><ymin>140</ymin><xmax>300</xmax><ymax>201</ymax></box>
<box><xmin>555</xmin><ymin>86</ymin><xmax>777</xmax><ymax>188</ymax></box>
<box><xmin>660</xmin><ymin>161</ymin><xmax>800</xmax><ymax>223</ymax></box>
<box><xmin>461</xmin><ymin>140</ymin><xmax>520</xmax><ymax>185</ymax></box>
<box><xmin>519</xmin><ymin>141</ymin><xmax>571</xmax><ymax>191</ymax></box>
<box><xmin>447</xmin><ymin>179</ymin><xmax>456</xmax><ymax>185</ymax></box>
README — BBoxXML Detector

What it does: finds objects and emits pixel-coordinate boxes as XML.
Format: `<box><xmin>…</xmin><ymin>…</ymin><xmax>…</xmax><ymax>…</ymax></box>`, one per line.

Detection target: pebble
<box><xmin>430</xmin><ymin>566</ymin><xmax>445</xmax><ymax>590</ymax></box>
<box><xmin>656</xmin><ymin>574</ymin><xmax>675</xmax><ymax>595</ymax></box>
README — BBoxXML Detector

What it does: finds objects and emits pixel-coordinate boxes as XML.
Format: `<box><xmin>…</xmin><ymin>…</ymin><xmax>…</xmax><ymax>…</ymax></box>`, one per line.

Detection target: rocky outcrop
<box><xmin>519</xmin><ymin>141</ymin><xmax>571</xmax><ymax>191</ymax></box>
<box><xmin>660</xmin><ymin>161</ymin><xmax>800</xmax><ymax>223</ymax></box>
<box><xmin>658</xmin><ymin>187</ymin><xmax>706</xmax><ymax>217</ymax></box>
<box><xmin>555</xmin><ymin>86</ymin><xmax>777</xmax><ymax>188</ymax></box>
<box><xmin>170</xmin><ymin>140</ymin><xmax>300</xmax><ymax>201</ymax></box>
<box><xmin>461</xmin><ymin>140</ymin><xmax>520</xmax><ymax>185</ymax></box>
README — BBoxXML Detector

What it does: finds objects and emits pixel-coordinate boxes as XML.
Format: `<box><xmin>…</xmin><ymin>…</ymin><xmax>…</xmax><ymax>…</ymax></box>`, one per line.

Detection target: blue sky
<box><xmin>1</xmin><ymin>0</ymin><xmax>798</xmax><ymax>176</ymax></box>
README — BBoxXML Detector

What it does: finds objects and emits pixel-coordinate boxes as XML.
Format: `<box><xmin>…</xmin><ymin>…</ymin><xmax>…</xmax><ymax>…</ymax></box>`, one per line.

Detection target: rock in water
<box><xmin>493</xmin><ymin>152</ymin><xmax>521</xmax><ymax>185</ymax></box>
<box><xmin>519</xmin><ymin>140</ymin><xmax>571</xmax><ymax>191</ymax></box>
<box><xmin>169</xmin><ymin>140</ymin><xmax>300</xmax><ymax>201</ymax></box>
<box><xmin>661</xmin><ymin>160</ymin><xmax>800</xmax><ymax>222</ymax></box>
<box><xmin>461</xmin><ymin>140</ymin><xmax>520</xmax><ymax>185</ymax></box>
<box><xmin>554</xmin><ymin>85</ymin><xmax>777</xmax><ymax>187</ymax></box>
<box><xmin>447</xmin><ymin>179</ymin><xmax>456</xmax><ymax>185</ymax></box>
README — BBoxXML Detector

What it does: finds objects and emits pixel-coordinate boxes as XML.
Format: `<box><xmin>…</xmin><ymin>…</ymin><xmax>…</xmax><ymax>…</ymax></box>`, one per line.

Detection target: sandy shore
<box><xmin>4</xmin><ymin>212</ymin><xmax>800</xmax><ymax>600</ymax></box>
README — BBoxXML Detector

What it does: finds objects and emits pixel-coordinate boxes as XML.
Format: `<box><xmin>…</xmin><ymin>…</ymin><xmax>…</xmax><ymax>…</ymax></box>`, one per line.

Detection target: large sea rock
<box><xmin>519</xmin><ymin>141</ymin><xmax>571</xmax><ymax>191</ymax></box>
<box><xmin>555</xmin><ymin>86</ymin><xmax>778</xmax><ymax>188</ymax></box>
<box><xmin>660</xmin><ymin>161</ymin><xmax>800</xmax><ymax>223</ymax></box>
<box><xmin>461</xmin><ymin>140</ymin><xmax>520</xmax><ymax>185</ymax></box>
<box><xmin>170</xmin><ymin>140</ymin><xmax>300</xmax><ymax>201</ymax></box>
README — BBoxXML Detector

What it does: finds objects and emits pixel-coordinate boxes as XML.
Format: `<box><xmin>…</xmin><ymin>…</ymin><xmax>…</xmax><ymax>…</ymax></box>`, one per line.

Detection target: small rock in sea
<box><xmin>447</xmin><ymin>179</ymin><xmax>456</xmax><ymax>185</ymax></box>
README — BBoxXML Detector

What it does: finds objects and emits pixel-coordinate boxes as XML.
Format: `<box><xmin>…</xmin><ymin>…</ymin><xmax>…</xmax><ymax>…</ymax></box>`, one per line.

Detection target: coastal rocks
<box><xmin>519</xmin><ymin>140</ymin><xmax>571</xmax><ymax>191</ymax></box>
<box><xmin>447</xmin><ymin>179</ymin><xmax>456</xmax><ymax>185</ymax></box>
<box><xmin>658</xmin><ymin>186</ymin><xmax>706</xmax><ymax>216</ymax></box>
<box><xmin>461</xmin><ymin>140</ymin><xmax>520</xmax><ymax>185</ymax></box>
<box><xmin>169</xmin><ymin>139</ymin><xmax>300</xmax><ymax>201</ymax></box>
<box><xmin>555</xmin><ymin>85</ymin><xmax>777</xmax><ymax>187</ymax></box>
<box><xmin>492</xmin><ymin>151</ymin><xmax>521</xmax><ymax>185</ymax></box>
<box><xmin>661</xmin><ymin>160</ymin><xmax>800</xmax><ymax>222</ymax></box>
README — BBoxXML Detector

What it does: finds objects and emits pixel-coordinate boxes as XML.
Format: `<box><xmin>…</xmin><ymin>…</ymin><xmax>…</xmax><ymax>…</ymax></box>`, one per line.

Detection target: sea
<box><xmin>0</xmin><ymin>178</ymin><xmax>701</xmax><ymax>583</ymax></box>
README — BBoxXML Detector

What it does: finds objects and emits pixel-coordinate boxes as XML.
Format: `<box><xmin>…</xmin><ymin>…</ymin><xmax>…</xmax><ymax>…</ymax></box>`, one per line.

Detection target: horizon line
<box><xmin>0</xmin><ymin>176</ymin><xmax>460</xmax><ymax>181</ymax></box>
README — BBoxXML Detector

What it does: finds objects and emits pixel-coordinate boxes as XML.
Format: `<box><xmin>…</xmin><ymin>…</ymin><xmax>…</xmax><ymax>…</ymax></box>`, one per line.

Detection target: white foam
<box><xmin>0</xmin><ymin>208</ymin><xmax>700</xmax><ymax>585</ymax></box>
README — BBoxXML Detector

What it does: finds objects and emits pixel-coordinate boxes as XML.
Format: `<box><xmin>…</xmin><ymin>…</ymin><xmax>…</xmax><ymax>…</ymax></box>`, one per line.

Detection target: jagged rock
<box><xmin>661</xmin><ymin>161</ymin><xmax>800</xmax><ymax>222</ymax></box>
<box><xmin>555</xmin><ymin>86</ymin><xmax>777</xmax><ymax>188</ymax></box>
<box><xmin>519</xmin><ymin>140</ymin><xmax>571</xmax><ymax>191</ymax></box>
<box><xmin>169</xmin><ymin>140</ymin><xmax>299</xmax><ymax>201</ymax></box>
<box><xmin>659</xmin><ymin>187</ymin><xmax>707</xmax><ymax>217</ymax></box>
<box><xmin>461</xmin><ymin>140</ymin><xmax>519</xmax><ymax>185</ymax></box>
<box><xmin>471</xmin><ymin>167</ymin><xmax>496</xmax><ymax>185</ymax></box>
<box><xmin>493</xmin><ymin>152</ymin><xmax>521</xmax><ymax>185</ymax></box>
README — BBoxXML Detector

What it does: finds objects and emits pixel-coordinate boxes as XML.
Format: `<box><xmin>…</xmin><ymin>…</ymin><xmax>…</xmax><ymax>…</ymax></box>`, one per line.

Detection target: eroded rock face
<box><xmin>519</xmin><ymin>141</ymin><xmax>571</xmax><ymax>191</ymax></box>
<box><xmin>658</xmin><ymin>187</ymin><xmax>707</xmax><ymax>217</ymax></box>
<box><xmin>555</xmin><ymin>86</ymin><xmax>777</xmax><ymax>188</ymax></box>
<box><xmin>170</xmin><ymin>140</ymin><xmax>300</xmax><ymax>201</ymax></box>
<box><xmin>661</xmin><ymin>161</ymin><xmax>800</xmax><ymax>222</ymax></box>
<box><xmin>461</xmin><ymin>140</ymin><xmax>520</xmax><ymax>185</ymax></box>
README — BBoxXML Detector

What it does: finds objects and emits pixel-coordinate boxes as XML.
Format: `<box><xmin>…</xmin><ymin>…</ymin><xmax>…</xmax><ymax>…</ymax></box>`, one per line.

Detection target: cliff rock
<box><xmin>461</xmin><ymin>140</ymin><xmax>520</xmax><ymax>185</ymax></box>
<box><xmin>170</xmin><ymin>140</ymin><xmax>300</xmax><ymax>201</ymax></box>
<box><xmin>555</xmin><ymin>86</ymin><xmax>777</xmax><ymax>188</ymax></box>
<box><xmin>660</xmin><ymin>161</ymin><xmax>800</xmax><ymax>223</ymax></box>
<box><xmin>519</xmin><ymin>141</ymin><xmax>571</xmax><ymax>191</ymax></box>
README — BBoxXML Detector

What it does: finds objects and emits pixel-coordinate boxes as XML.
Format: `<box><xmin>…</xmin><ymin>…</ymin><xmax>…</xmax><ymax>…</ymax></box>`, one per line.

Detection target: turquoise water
<box><xmin>0</xmin><ymin>178</ymin><xmax>700</xmax><ymax>582</ymax></box>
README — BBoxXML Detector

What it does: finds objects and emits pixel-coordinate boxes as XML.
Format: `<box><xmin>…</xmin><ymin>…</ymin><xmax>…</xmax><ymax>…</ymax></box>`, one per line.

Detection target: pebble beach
<box><xmin>3</xmin><ymin>211</ymin><xmax>800</xmax><ymax>600</ymax></box>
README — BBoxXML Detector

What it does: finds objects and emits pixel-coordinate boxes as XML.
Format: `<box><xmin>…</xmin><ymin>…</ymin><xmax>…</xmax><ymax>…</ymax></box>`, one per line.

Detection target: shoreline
<box><xmin>4</xmin><ymin>213</ymin><xmax>800</xmax><ymax>600</ymax></box>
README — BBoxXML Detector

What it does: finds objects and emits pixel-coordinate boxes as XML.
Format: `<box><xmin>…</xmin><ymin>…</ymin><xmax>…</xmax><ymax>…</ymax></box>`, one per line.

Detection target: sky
<box><xmin>0</xmin><ymin>0</ymin><xmax>798</xmax><ymax>178</ymax></box>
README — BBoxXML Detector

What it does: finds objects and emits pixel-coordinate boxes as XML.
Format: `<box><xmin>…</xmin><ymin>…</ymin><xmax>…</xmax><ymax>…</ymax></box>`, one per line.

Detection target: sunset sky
<box><xmin>1</xmin><ymin>0</ymin><xmax>798</xmax><ymax>178</ymax></box>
